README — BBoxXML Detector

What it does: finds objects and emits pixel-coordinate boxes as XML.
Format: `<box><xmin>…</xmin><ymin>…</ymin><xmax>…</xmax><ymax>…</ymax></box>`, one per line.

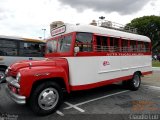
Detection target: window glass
<box><xmin>46</xmin><ymin>40</ymin><xmax>57</xmax><ymax>53</ymax></box>
<box><xmin>76</xmin><ymin>32</ymin><xmax>93</xmax><ymax>52</ymax></box>
<box><xmin>110</xmin><ymin>37</ymin><xmax>114</xmax><ymax>47</ymax></box>
<box><xmin>130</xmin><ymin>40</ymin><xmax>137</xmax><ymax>52</ymax></box>
<box><xmin>76</xmin><ymin>32</ymin><xmax>92</xmax><ymax>43</ymax></box>
<box><xmin>96</xmin><ymin>36</ymin><xmax>108</xmax><ymax>52</ymax></box>
<box><xmin>144</xmin><ymin>42</ymin><xmax>150</xmax><ymax>52</ymax></box>
<box><xmin>101</xmin><ymin>36</ymin><xmax>108</xmax><ymax>51</ymax></box>
<box><xmin>121</xmin><ymin>39</ymin><xmax>128</xmax><ymax>52</ymax></box>
<box><xmin>19</xmin><ymin>42</ymin><xmax>44</xmax><ymax>57</ymax></box>
<box><xmin>58</xmin><ymin>35</ymin><xmax>72</xmax><ymax>52</ymax></box>
<box><xmin>109</xmin><ymin>37</ymin><xmax>119</xmax><ymax>52</ymax></box>
<box><xmin>0</xmin><ymin>39</ymin><xmax>18</xmax><ymax>56</ymax></box>
<box><xmin>137</xmin><ymin>41</ymin><xmax>143</xmax><ymax>52</ymax></box>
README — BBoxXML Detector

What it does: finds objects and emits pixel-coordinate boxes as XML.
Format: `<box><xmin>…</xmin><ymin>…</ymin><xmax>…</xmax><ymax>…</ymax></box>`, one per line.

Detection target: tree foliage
<box><xmin>126</xmin><ymin>15</ymin><xmax>160</xmax><ymax>52</ymax></box>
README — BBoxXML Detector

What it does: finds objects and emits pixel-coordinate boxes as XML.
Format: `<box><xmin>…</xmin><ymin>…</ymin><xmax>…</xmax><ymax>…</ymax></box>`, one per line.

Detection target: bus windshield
<box><xmin>46</xmin><ymin>35</ymin><xmax>72</xmax><ymax>53</ymax></box>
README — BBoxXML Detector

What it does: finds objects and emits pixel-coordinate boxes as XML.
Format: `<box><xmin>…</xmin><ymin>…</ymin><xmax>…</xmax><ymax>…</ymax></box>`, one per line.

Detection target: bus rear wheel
<box><xmin>0</xmin><ymin>68</ymin><xmax>6</xmax><ymax>83</ymax></box>
<box><xmin>29</xmin><ymin>81</ymin><xmax>63</xmax><ymax>116</ymax></box>
<box><xmin>123</xmin><ymin>73</ymin><xmax>141</xmax><ymax>91</ymax></box>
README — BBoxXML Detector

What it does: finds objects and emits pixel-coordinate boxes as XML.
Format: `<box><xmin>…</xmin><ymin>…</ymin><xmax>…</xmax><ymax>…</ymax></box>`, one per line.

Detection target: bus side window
<box><xmin>76</xmin><ymin>32</ymin><xmax>93</xmax><ymax>52</ymax></box>
<box><xmin>137</xmin><ymin>41</ymin><xmax>143</xmax><ymax>52</ymax></box>
<box><xmin>121</xmin><ymin>39</ymin><xmax>129</xmax><ymax>52</ymax></box>
<box><xmin>144</xmin><ymin>42</ymin><xmax>150</xmax><ymax>52</ymax></box>
<box><xmin>109</xmin><ymin>37</ymin><xmax>119</xmax><ymax>52</ymax></box>
<box><xmin>130</xmin><ymin>40</ymin><xmax>137</xmax><ymax>52</ymax></box>
<box><xmin>20</xmin><ymin>42</ymin><xmax>44</xmax><ymax>57</ymax></box>
<box><xmin>96</xmin><ymin>36</ymin><xmax>108</xmax><ymax>52</ymax></box>
<box><xmin>96</xmin><ymin>36</ymin><xmax>101</xmax><ymax>52</ymax></box>
<box><xmin>0</xmin><ymin>39</ymin><xmax>18</xmax><ymax>56</ymax></box>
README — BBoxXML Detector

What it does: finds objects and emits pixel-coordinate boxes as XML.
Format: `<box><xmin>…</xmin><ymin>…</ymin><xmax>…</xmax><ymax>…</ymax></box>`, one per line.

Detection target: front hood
<box><xmin>10</xmin><ymin>59</ymin><xmax>56</xmax><ymax>72</ymax></box>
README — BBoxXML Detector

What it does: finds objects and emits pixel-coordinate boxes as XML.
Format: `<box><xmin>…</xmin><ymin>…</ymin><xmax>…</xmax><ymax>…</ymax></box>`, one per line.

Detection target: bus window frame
<box><xmin>45</xmin><ymin>32</ymin><xmax>75</xmax><ymax>57</ymax></box>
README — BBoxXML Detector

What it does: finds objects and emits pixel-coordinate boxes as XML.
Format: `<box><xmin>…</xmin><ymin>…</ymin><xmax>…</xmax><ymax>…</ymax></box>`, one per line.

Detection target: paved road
<box><xmin>0</xmin><ymin>71</ymin><xmax>160</xmax><ymax>120</ymax></box>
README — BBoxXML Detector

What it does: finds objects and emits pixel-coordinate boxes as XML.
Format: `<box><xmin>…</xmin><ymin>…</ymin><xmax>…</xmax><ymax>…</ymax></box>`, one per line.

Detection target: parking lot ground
<box><xmin>0</xmin><ymin>71</ymin><xmax>160</xmax><ymax>120</ymax></box>
<box><xmin>142</xmin><ymin>71</ymin><xmax>160</xmax><ymax>86</ymax></box>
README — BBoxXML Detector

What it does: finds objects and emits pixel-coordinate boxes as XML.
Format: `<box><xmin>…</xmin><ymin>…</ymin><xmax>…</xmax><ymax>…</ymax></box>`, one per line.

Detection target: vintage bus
<box><xmin>5</xmin><ymin>21</ymin><xmax>152</xmax><ymax>115</ymax></box>
<box><xmin>0</xmin><ymin>35</ymin><xmax>45</xmax><ymax>83</ymax></box>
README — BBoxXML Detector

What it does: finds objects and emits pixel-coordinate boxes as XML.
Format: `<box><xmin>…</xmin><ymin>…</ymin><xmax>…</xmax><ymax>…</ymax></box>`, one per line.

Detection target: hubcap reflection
<box><xmin>133</xmin><ymin>75</ymin><xmax>140</xmax><ymax>87</ymax></box>
<box><xmin>38</xmin><ymin>88</ymin><xmax>59</xmax><ymax>110</ymax></box>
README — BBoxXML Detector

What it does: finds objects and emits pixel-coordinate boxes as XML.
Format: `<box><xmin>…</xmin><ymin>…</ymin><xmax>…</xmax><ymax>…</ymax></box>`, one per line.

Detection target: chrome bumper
<box><xmin>5</xmin><ymin>85</ymin><xmax>26</xmax><ymax>104</ymax></box>
<box><xmin>6</xmin><ymin>76</ymin><xmax>26</xmax><ymax>104</ymax></box>
<box><xmin>6</xmin><ymin>76</ymin><xmax>20</xmax><ymax>88</ymax></box>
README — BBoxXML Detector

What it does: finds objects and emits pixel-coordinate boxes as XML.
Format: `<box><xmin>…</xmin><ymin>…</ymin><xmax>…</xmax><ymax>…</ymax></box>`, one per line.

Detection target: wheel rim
<box><xmin>0</xmin><ymin>71</ymin><xmax>5</xmax><ymax>82</ymax></box>
<box><xmin>38</xmin><ymin>87</ymin><xmax>59</xmax><ymax>110</ymax></box>
<box><xmin>133</xmin><ymin>75</ymin><xmax>140</xmax><ymax>87</ymax></box>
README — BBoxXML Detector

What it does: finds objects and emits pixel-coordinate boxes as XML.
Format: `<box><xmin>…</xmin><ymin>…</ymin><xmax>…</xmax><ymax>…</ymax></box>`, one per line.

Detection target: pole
<box><xmin>42</xmin><ymin>29</ymin><xmax>46</xmax><ymax>40</ymax></box>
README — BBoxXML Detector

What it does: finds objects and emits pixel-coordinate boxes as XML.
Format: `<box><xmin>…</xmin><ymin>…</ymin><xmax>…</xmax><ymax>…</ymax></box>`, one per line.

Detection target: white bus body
<box><xmin>47</xmin><ymin>23</ymin><xmax>152</xmax><ymax>90</ymax></box>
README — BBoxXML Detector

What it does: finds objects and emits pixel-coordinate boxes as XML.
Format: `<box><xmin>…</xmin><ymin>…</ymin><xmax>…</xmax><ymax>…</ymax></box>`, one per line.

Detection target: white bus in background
<box><xmin>0</xmin><ymin>35</ymin><xmax>45</xmax><ymax>82</ymax></box>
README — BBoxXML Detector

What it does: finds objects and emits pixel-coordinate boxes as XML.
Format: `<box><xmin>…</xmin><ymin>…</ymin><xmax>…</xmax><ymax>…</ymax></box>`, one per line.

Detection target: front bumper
<box><xmin>5</xmin><ymin>76</ymin><xmax>26</xmax><ymax>104</ymax></box>
<box><xmin>5</xmin><ymin>85</ymin><xmax>26</xmax><ymax>104</ymax></box>
<box><xmin>6</xmin><ymin>76</ymin><xmax>20</xmax><ymax>88</ymax></box>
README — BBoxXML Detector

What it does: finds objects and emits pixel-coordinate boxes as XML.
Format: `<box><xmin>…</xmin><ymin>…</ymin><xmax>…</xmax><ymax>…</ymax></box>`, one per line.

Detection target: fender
<box><xmin>19</xmin><ymin>66</ymin><xmax>70</xmax><ymax>97</ymax></box>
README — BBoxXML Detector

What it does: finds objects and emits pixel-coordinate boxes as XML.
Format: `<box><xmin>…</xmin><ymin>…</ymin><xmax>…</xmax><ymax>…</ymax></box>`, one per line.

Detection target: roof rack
<box><xmin>90</xmin><ymin>20</ymin><xmax>137</xmax><ymax>34</ymax></box>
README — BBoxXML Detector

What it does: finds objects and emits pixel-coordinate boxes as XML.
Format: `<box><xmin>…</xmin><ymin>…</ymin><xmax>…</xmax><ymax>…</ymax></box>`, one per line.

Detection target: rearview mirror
<box><xmin>74</xmin><ymin>47</ymin><xmax>80</xmax><ymax>55</ymax></box>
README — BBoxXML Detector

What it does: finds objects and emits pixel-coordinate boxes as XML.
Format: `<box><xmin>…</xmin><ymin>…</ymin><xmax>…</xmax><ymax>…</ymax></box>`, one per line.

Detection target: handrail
<box><xmin>96</xmin><ymin>20</ymin><xmax>137</xmax><ymax>34</ymax></box>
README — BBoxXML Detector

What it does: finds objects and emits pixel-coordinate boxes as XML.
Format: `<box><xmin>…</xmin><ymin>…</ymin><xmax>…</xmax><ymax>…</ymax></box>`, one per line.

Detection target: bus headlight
<box><xmin>16</xmin><ymin>72</ymin><xmax>21</xmax><ymax>82</ymax></box>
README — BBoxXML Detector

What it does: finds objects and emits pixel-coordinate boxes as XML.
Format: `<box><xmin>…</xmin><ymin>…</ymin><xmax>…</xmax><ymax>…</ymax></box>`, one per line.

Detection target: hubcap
<box><xmin>38</xmin><ymin>88</ymin><xmax>59</xmax><ymax>110</ymax></box>
<box><xmin>133</xmin><ymin>75</ymin><xmax>140</xmax><ymax>87</ymax></box>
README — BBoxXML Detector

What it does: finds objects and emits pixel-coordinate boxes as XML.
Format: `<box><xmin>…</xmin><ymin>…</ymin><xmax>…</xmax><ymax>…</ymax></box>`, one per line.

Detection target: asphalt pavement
<box><xmin>0</xmin><ymin>71</ymin><xmax>160</xmax><ymax>120</ymax></box>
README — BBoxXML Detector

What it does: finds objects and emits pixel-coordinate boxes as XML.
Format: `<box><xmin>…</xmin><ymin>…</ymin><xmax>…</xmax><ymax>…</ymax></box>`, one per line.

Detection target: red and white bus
<box><xmin>5</xmin><ymin>21</ymin><xmax>152</xmax><ymax>115</ymax></box>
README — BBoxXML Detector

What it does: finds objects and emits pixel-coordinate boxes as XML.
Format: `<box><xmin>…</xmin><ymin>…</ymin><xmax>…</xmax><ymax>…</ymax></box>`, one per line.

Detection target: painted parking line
<box><xmin>142</xmin><ymin>85</ymin><xmax>160</xmax><ymax>90</ymax></box>
<box><xmin>56</xmin><ymin>110</ymin><xmax>64</xmax><ymax>116</ymax></box>
<box><xmin>64</xmin><ymin>102</ymin><xmax>85</xmax><ymax>112</ymax></box>
<box><xmin>64</xmin><ymin>90</ymin><xmax>129</xmax><ymax>110</ymax></box>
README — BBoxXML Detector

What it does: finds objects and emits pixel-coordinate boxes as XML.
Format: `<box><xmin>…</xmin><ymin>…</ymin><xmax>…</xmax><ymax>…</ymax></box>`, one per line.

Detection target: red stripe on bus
<box><xmin>76</xmin><ymin>52</ymin><xmax>151</xmax><ymax>57</ymax></box>
<box><xmin>142</xmin><ymin>71</ymin><xmax>152</xmax><ymax>75</ymax></box>
<box><xmin>70</xmin><ymin>71</ymin><xmax>152</xmax><ymax>91</ymax></box>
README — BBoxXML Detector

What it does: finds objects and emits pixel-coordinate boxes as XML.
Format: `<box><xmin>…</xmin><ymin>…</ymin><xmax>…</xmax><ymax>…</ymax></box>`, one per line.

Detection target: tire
<box><xmin>122</xmin><ymin>80</ymin><xmax>128</xmax><ymax>89</ymax></box>
<box><xmin>128</xmin><ymin>73</ymin><xmax>141</xmax><ymax>91</ymax></box>
<box><xmin>29</xmin><ymin>81</ymin><xmax>63</xmax><ymax>116</ymax></box>
<box><xmin>0</xmin><ymin>68</ymin><xmax>6</xmax><ymax>83</ymax></box>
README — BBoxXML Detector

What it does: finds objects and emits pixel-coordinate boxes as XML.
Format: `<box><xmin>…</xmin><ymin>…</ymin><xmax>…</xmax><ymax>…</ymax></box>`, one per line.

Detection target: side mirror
<box><xmin>74</xmin><ymin>47</ymin><xmax>80</xmax><ymax>55</ymax></box>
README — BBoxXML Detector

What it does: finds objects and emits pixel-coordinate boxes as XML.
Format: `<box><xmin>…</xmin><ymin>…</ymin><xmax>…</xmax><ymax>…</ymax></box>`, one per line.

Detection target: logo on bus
<box><xmin>51</xmin><ymin>25</ymin><xmax>66</xmax><ymax>36</ymax></box>
<box><xmin>103</xmin><ymin>61</ymin><xmax>110</xmax><ymax>66</ymax></box>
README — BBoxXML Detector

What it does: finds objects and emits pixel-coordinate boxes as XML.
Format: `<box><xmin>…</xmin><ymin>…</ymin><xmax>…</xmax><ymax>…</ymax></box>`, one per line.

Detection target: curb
<box><xmin>152</xmin><ymin>67</ymin><xmax>160</xmax><ymax>71</ymax></box>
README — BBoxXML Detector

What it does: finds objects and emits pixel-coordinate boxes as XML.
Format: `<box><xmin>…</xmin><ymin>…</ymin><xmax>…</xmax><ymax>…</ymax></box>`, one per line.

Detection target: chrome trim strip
<box><xmin>98</xmin><ymin>65</ymin><xmax>151</xmax><ymax>74</ymax></box>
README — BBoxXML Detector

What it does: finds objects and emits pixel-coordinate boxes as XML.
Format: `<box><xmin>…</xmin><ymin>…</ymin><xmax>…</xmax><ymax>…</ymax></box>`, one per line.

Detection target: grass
<box><xmin>152</xmin><ymin>60</ymin><xmax>160</xmax><ymax>67</ymax></box>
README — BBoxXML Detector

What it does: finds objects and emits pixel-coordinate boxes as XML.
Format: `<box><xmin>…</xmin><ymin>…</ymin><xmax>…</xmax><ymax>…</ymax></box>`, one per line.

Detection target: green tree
<box><xmin>126</xmin><ymin>15</ymin><xmax>160</xmax><ymax>53</ymax></box>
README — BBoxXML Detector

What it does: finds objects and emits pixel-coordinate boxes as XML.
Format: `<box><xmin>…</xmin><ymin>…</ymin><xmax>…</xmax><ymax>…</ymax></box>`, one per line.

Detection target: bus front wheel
<box><xmin>29</xmin><ymin>81</ymin><xmax>63</xmax><ymax>116</ymax></box>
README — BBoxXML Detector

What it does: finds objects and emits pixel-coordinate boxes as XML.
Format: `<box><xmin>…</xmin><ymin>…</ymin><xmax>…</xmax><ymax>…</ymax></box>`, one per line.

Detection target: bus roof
<box><xmin>0</xmin><ymin>35</ymin><xmax>45</xmax><ymax>43</ymax></box>
<box><xmin>51</xmin><ymin>23</ymin><xmax>151</xmax><ymax>42</ymax></box>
